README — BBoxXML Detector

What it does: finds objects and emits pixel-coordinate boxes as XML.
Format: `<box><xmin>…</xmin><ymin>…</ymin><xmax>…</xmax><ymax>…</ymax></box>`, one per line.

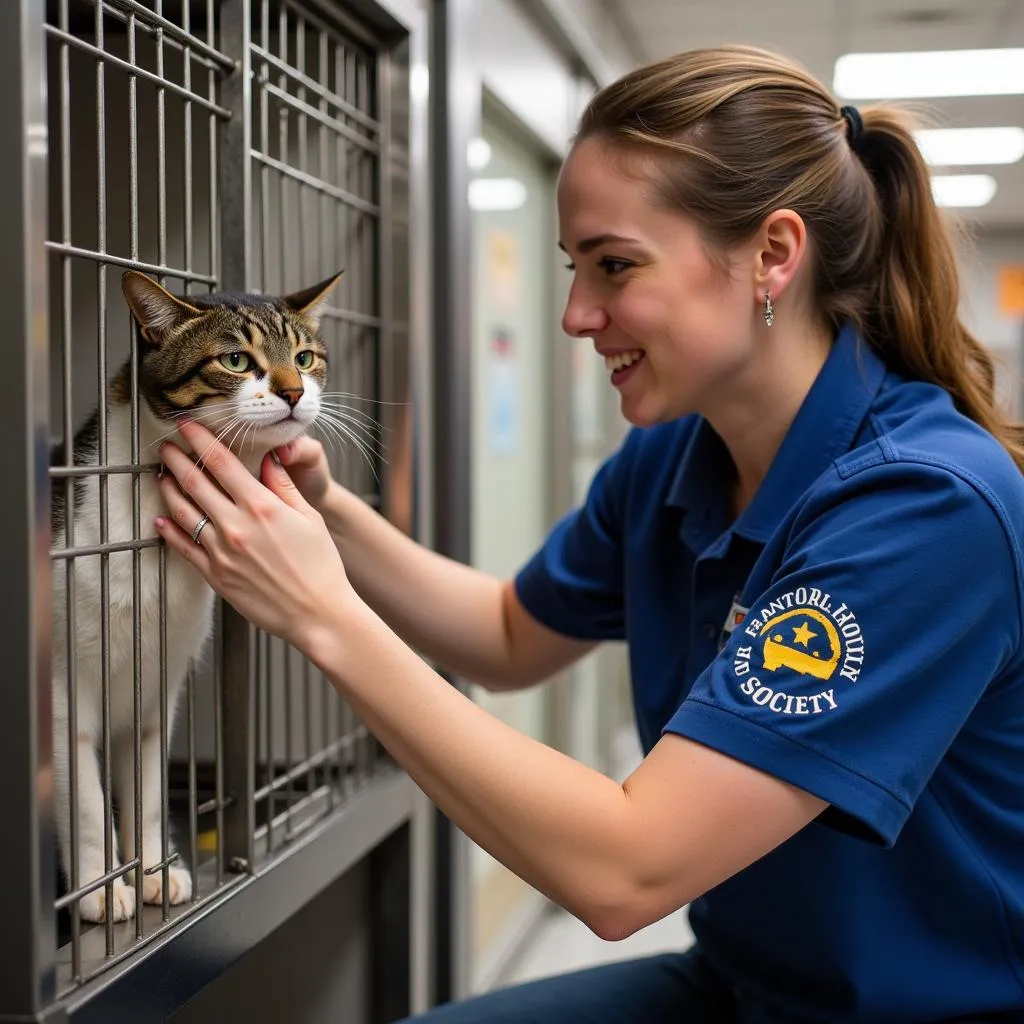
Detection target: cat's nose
<box><xmin>277</xmin><ymin>387</ymin><xmax>304</xmax><ymax>409</ymax></box>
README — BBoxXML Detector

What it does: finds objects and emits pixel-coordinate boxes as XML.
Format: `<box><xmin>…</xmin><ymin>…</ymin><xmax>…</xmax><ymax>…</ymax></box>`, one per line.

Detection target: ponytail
<box><xmin>576</xmin><ymin>46</ymin><xmax>1024</xmax><ymax>473</ymax></box>
<box><xmin>856</xmin><ymin>107</ymin><xmax>1024</xmax><ymax>472</ymax></box>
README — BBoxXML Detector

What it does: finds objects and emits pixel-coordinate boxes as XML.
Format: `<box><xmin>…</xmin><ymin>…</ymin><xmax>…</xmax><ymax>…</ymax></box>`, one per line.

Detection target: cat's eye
<box><xmin>219</xmin><ymin>352</ymin><xmax>253</xmax><ymax>373</ymax></box>
<box><xmin>295</xmin><ymin>350</ymin><xmax>315</xmax><ymax>370</ymax></box>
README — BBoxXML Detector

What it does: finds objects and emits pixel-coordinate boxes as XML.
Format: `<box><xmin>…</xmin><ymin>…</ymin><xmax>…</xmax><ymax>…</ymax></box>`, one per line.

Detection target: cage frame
<box><xmin>0</xmin><ymin>0</ymin><xmax>432</xmax><ymax>1019</ymax></box>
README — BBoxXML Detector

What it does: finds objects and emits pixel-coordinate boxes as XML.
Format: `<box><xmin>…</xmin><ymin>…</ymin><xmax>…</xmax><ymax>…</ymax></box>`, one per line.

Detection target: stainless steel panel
<box><xmin>0</xmin><ymin>0</ymin><xmax>56</xmax><ymax>1017</ymax></box>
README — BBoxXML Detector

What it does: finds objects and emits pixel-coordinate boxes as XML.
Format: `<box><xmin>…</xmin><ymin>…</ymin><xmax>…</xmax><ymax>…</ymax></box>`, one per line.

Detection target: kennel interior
<box><xmin>1</xmin><ymin>0</ymin><xmax>422</xmax><ymax>1019</ymax></box>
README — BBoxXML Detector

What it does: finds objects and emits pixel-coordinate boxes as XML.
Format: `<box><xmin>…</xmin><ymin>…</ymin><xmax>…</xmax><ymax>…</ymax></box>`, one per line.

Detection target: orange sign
<box><xmin>998</xmin><ymin>265</ymin><xmax>1024</xmax><ymax>316</ymax></box>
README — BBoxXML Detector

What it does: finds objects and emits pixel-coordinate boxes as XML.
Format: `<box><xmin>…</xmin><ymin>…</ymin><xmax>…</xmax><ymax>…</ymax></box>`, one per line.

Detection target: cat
<box><xmin>51</xmin><ymin>269</ymin><xmax>342</xmax><ymax>922</ymax></box>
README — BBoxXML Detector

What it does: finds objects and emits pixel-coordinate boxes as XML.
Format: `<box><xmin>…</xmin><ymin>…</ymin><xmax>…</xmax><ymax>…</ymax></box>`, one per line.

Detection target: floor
<box><xmin>501</xmin><ymin>725</ymin><xmax>695</xmax><ymax>987</ymax></box>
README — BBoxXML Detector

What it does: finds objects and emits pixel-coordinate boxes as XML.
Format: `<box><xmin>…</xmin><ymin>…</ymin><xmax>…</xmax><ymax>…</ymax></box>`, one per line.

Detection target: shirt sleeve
<box><xmin>664</xmin><ymin>458</ymin><xmax>1022</xmax><ymax>847</ymax></box>
<box><xmin>513</xmin><ymin>432</ymin><xmax>638</xmax><ymax>641</ymax></box>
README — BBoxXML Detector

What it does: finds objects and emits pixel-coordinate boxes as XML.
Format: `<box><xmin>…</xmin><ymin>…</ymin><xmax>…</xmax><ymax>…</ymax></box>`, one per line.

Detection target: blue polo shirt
<box><xmin>515</xmin><ymin>325</ymin><xmax>1024</xmax><ymax>1021</ymax></box>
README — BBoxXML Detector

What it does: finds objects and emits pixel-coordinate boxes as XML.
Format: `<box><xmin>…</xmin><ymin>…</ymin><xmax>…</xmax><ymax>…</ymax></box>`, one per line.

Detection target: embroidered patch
<box><xmin>729</xmin><ymin>587</ymin><xmax>864</xmax><ymax>715</ymax></box>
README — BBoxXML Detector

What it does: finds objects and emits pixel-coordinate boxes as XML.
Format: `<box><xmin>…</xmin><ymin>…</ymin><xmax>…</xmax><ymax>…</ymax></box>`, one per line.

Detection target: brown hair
<box><xmin>577</xmin><ymin>44</ymin><xmax>1024</xmax><ymax>471</ymax></box>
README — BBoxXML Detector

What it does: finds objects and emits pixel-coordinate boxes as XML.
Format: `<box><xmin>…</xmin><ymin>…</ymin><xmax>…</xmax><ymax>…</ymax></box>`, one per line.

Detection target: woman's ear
<box><xmin>752</xmin><ymin>208</ymin><xmax>808</xmax><ymax>305</ymax></box>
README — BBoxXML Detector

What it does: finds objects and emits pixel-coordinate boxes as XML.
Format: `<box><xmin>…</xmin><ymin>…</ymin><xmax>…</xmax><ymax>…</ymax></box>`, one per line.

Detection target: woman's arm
<box><xmin>154</xmin><ymin>421</ymin><xmax>826</xmax><ymax>940</ymax></box>
<box><xmin>316</xmin><ymin>482</ymin><xmax>595</xmax><ymax>691</ymax></box>
<box><xmin>306</xmin><ymin>596</ymin><xmax>825</xmax><ymax>939</ymax></box>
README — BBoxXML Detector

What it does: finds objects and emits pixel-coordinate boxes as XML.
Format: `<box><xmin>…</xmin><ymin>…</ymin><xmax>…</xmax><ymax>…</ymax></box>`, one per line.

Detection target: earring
<box><xmin>763</xmin><ymin>291</ymin><xmax>774</xmax><ymax>328</ymax></box>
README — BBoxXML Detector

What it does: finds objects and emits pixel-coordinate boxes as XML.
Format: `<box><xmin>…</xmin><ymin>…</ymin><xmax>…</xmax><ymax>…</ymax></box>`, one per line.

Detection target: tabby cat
<box><xmin>51</xmin><ymin>270</ymin><xmax>341</xmax><ymax>922</ymax></box>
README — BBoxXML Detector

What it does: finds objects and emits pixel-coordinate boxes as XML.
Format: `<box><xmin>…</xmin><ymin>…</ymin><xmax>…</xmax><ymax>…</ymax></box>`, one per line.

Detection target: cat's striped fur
<box><xmin>51</xmin><ymin>270</ymin><xmax>340</xmax><ymax>922</ymax></box>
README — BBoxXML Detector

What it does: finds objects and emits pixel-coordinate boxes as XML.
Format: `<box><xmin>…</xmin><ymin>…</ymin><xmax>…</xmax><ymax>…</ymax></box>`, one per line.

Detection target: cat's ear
<box><xmin>280</xmin><ymin>271</ymin><xmax>344</xmax><ymax>332</ymax></box>
<box><xmin>121</xmin><ymin>271</ymin><xmax>205</xmax><ymax>343</ymax></box>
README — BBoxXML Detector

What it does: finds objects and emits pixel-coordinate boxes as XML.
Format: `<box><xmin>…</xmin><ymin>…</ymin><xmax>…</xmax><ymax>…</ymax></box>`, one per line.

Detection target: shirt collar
<box><xmin>666</xmin><ymin>324</ymin><xmax>888</xmax><ymax>546</ymax></box>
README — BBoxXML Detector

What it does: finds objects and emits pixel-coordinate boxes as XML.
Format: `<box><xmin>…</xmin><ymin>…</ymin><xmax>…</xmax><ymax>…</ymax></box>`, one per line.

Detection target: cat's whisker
<box><xmin>317</xmin><ymin>408</ymin><xmax>386</xmax><ymax>447</ymax></box>
<box><xmin>175</xmin><ymin>405</ymin><xmax>236</xmax><ymax>429</ymax></box>
<box><xmin>242</xmin><ymin>420</ymin><xmax>260</xmax><ymax>457</ymax></box>
<box><xmin>312</xmin><ymin>416</ymin><xmax>350</xmax><ymax>455</ymax></box>
<box><xmin>221</xmin><ymin>418</ymin><xmax>245</xmax><ymax>444</ymax></box>
<box><xmin>314</xmin><ymin>427</ymin><xmax>342</xmax><ymax>457</ymax></box>
<box><xmin>317</xmin><ymin>391</ymin><xmax>409</xmax><ymax>408</ymax></box>
<box><xmin>217</xmin><ymin>417</ymin><xmax>248</xmax><ymax>454</ymax></box>
<box><xmin>230</xmin><ymin>423</ymin><xmax>248</xmax><ymax>455</ymax></box>
<box><xmin>316</xmin><ymin>398</ymin><xmax>385</xmax><ymax>425</ymax></box>
<box><xmin>186</xmin><ymin>431</ymin><xmax>239</xmax><ymax>489</ymax></box>
<box><xmin>313</xmin><ymin>417</ymin><xmax>381</xmax><ymax>485</ymax></box>
<box><xmin>214</xmin><ymin>411</ymin><xmax>241</xmax><ymax>440</ymax></box>
<box><xmin>315</xmin><ymin>411</ymin><xmax>388</xmax><ymax>461</ymax></box>
<box><xmin>317</xmin><ymin>411</ymin><xmax>385</xmax><ymax>436</ymax></box>
<box><xmin>221</xmin><ymin>419</ymin><xmax>251</xmax><ymax>462</ymax></box>
<box><xmin>311</xmin><ymin>416</ymin><xmax>352</xmax><ymax>456</ymax></box>
<box><xmin>208</xmin><ymin>409</ymin><xmax>240</xmax><ymax>428</ymax></box>
<box><xmin>199</xmin><ymin>411</ymin><xmax>238</xmax><ymax>446</ymax></box>
<box><xmin>318</xmin><ymin>413</ymin><xmax>387</xmax><ymax>443</ymax></box>
<box><xmin>148</xmin><ymin>407</ymin><xmax>237</xmax><ymax>450</ymax></box>
<box><xmin>314</xmin><ymin>414</ymin><xmax>385</xmax><ymax>484</ymax></box>
<box><xmin>185</xmin><ymin>448</ymin><xmax>217</xmax><ymax>490</ymax></box>
<box><xmin>312</xmin><ymin>417</ymin><xmax>363</xmax><ymax>464</ymax></box>
<box><xmin>315</xmin><ymin>404</ymin><xmax>386</xmax><ymax>441</ymax></box>
<box><xmin>316</xmin><ymin>404</ymin><xmax>388</xmax><ymax>436</ymax></box>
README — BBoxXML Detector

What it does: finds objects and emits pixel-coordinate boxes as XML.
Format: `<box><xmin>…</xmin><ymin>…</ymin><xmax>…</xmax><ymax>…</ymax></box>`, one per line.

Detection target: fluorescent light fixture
<box><xmin>410</xmin><ymin>64</ymin><xmax>429</xmax><ymax>105</ymax></box>
<box><xmin>468</xmin><ymin>178</ymin><xmax>527</xmax><ymax>211</ymax></box>
<box><xmin>915</xmin><ymin>127</ymin><xmax>1024</xmax><ymax>166</ymax></box>
<box><xmin>834</xmin><ymin>48</ymin><xmax>1024</xmax><ymax>99</ymax></box>
<box><xmin>467</xmin><ymin>138</ymin><xmax>492</xmax><ymax>170</ymax></box>
<box><xmin>930</xmin><ymin>174</ymin><xmax>997</xmax><ymax>208</ymax></box>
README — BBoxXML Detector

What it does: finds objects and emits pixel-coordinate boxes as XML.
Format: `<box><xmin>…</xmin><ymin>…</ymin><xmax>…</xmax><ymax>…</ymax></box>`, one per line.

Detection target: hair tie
<box><xmin>840</xmin><ymin>105</ymin><xmax>863</xmax><ymax>147</ymax></box>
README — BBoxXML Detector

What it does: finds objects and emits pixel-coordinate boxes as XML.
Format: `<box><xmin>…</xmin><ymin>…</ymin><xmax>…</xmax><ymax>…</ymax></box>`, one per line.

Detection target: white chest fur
<box><xmin>51</xmin><ymin>406</ymin><xmax>224</xmax><ymax>736</ymax></box>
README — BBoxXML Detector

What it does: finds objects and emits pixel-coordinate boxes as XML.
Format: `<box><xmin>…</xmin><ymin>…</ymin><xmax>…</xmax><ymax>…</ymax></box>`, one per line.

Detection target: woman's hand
<box><xmin>276</xmin><ymin>436</ymin><xmax>333</xmax><ymax>507</ymax></box>
<box><xmin>154</xmin><ymin>420</ymin><xmax>353</xmax><ymax>651</ymax></box>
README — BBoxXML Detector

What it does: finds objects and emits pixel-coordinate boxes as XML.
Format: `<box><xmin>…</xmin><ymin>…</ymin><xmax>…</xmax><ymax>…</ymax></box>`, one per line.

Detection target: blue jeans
<box><xmin>397</xmin><ymin>948</ymin><xmax>737</xmax><ymax>1023</ymax></box>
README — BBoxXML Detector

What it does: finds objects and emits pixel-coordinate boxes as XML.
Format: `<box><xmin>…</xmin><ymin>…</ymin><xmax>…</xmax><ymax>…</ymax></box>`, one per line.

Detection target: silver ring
<box><xmin>191</xmin><ymin>514</ymin><xmax>211</xmax><ymax>546</ymax></box>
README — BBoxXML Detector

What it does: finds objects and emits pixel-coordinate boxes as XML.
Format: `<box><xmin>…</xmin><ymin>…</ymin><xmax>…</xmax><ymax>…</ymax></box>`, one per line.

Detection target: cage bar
<box><xmin>96</xmin><ymin>0</ymin><xmax>120</xmax><ymax>968</ymax></box>
<box><xmin>245</xmin><ymin>0</ymin><xmax>386</xmax><ymax>850</ymax></box>
<box><xmin>218</xmin><ymin>0</ymin><xmax>256</xmax><ymax>885</ymax></box>
<box><xmin>45</xmin><ymin>25</ymin><xmax>231</xmax><ymax>118</ymax></box>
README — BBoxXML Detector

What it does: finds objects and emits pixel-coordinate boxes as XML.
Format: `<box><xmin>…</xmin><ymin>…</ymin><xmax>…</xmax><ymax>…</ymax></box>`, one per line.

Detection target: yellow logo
<box><xmin>758</xmin><ymin>608</ymin><xmax>841</xmax><ymax>681</ymax></box>
<box><xmin>729</xmin><ymin>588</ymin><xmax>865</xmax><ymax>717</ymax></box>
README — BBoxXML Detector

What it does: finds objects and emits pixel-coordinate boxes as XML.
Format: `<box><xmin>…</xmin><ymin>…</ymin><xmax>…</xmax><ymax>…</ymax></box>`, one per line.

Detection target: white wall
<box><xmin>557</xmin><ymin>0</ymin><xmax>638</xmax><ymax>78</ymax></box>
<box><xmin>959</xmin><ymin>232</ymin><xmax>1024</xmax><ymax>416</ymax></box>
<box><xmin>458</xmin><ymin>0</ymin><xmax>640</xmax><ymax>993</ymax></box>
<box><xmin>471</xmin><ymin>0</ymin><xmax>640</xmax><ymax>161</ymax></box>
<box><xmin>472</xmin><ymin>3</ymin><xmax>582</xmax><ymax>158</ymax></box>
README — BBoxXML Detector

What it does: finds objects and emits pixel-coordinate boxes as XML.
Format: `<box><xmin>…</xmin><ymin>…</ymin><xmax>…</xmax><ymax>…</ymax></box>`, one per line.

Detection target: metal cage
<box><xmin>0</xmin><ymin>0</ymin><xmax>429</xmax><ymax>1019</ymax></box>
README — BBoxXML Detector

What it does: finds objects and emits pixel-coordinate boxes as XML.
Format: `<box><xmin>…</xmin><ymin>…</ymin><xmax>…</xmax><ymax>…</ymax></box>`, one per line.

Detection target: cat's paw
<box><xmin>142</xmin><ymin>865</ymin><xmax>192</xmax><ymax>906</ymax></box>
<box><xmin>78</xmin><ymin>880</ymin><xmax>136</xmax><ymax>923</ymax></box>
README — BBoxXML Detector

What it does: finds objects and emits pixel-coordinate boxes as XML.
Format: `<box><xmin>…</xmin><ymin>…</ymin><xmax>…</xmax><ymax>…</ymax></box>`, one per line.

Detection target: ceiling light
<box><xmin>467</xmin><ymin>138</ymin><xmax>492</xmax><ymax>170</ymax></box>
<box><xmin>834</xmin><ymin>49</ymin><xmax>1024</xmax><ymax>99</ymax></box>
<box><xmin>410</xmin><ymin>64</ymin><xmax>429</xmax><ymax>104</ymax></box>
<box><xmin>915</xmin><ymin>127</ymin><xmax>1024</xmax><ymax>166</ymax></box>
<box><xmin>930</xmin><ymin>174</ymin><xmax>997</xmax><ymax>208</ymax></box>
<box><xmin>468</xmin><ymin>178</ymin><xmax>527</xmax><ymax>211</ymax></box>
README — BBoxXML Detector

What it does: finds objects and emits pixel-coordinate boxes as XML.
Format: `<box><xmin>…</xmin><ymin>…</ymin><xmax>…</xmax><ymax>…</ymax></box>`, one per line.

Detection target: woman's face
<box><xmin>558</xmin><ymin>137</ymin><xmax>758</xmax><ymax>427</ymax></box>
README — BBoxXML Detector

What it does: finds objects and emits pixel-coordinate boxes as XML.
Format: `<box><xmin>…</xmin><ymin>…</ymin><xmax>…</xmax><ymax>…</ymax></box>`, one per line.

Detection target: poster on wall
<box><xmin>486</xmin><ymin>229</ymin><xmax>522</xmax><ymax>311</ymax></box>
<box><xmin>484</xmin><ymin>228</ymin><xmax>522</xmax><ymax>457</ymax></box>
<box><xmin>489</xmin><ymin>327</ymin><xmax>518</xmax><ymax>457</ymax></box>
<box><xmin>998</xmin><ymin>264</ymin><xmax>1024</xmax><ymax>318</ymax></box>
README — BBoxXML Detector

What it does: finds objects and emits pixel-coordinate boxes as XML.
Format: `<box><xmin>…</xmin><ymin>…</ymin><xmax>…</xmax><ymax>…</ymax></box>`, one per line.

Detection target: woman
<box><xmin>155</xmin><ymin>46</ymin><xmax>1024</xmax><ymax>1022</ymax></box>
